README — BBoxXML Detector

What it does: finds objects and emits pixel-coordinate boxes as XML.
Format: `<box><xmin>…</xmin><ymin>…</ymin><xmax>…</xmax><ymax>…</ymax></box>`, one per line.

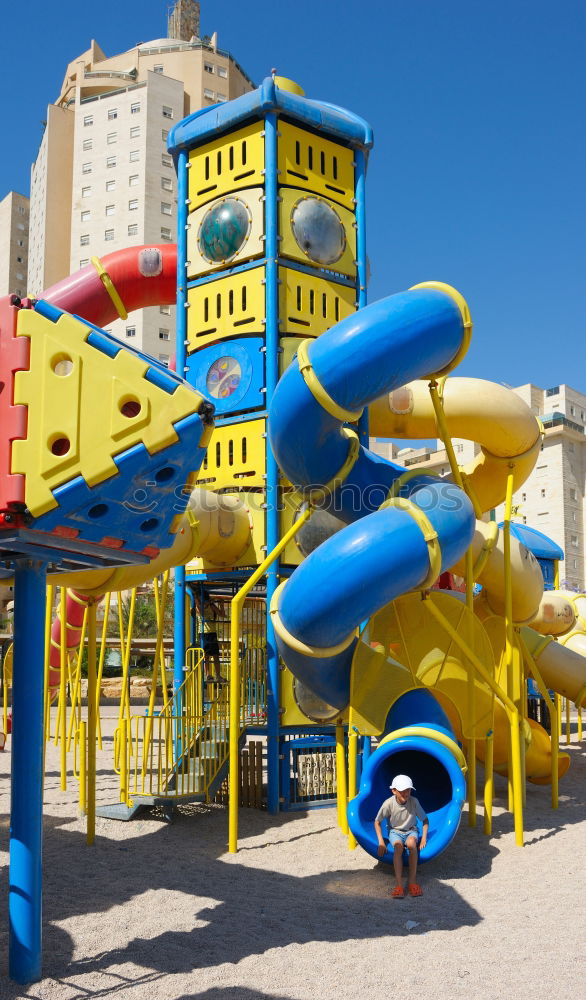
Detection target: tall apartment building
<box><xmin>28</xmin><ymin>0</ymin><xmax>254</xmax><ymax>361</ymax></box>
<box><xmin>370</xmin><ymin>382</ymin><xmax>586</xmax><ymax>591</ymax></box>
<box><xmin>0</xmin><ymin>191</ymin><xmax>29</xmax><ymax>296</ymax></box>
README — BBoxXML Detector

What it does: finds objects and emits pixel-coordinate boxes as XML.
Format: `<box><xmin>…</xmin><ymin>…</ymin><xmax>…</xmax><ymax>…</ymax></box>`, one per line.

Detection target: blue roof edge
<box><xmin>499</xmin><ymin>522</ymin><xmax>564</xmax><ymax>561</ymax></box>
<box><xmin>167</xmin><ymin>76</ymin><xmax>374</xmax><ymax>156</ymax></box>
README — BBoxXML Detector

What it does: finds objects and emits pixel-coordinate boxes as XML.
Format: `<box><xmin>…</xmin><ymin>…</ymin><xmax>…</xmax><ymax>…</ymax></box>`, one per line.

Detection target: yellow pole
<box><xmin>86</xmin><ymin>601</ymin><xmax>97</xmax><ymax>846</ymax></box>
<box><xmin>483</xmin><ymin>729</ymin><xmax>494</xmax><ymax>835</ymax></box>
<box><xmin>95</xmin><ymin>592</ymin><xmax>111</xmax><ymax>750</ymax></box>
<box><xmin>335</xmin><ymin>721</ymin><xmax>348</xmax><ymax>834</ymax></box>
<box><xmin>119</xmin><ymin>717</ymin><xmax>128</xmax><ymax>805</ymax></box>
<box><xmin>565</xmin><ymin>697</ymin><xmax>571</xmax><ymax>745</ymax></box>
<box><xmin>67</xmin><ymin>608</ymin><xmax>88</xmax><ymax>751</ymax></box>
<box><xmin>556</xmin><ymin>693</ymin><xmax>562</xmax><ymax>741</ymax></box>
<box><xmin>518</xmin><ymin>634</ymin><xmax>558</xmax><ymax>809</ymax></box>
<box><xmin>118</xmin><ymin>589</ymin><xmax>136</xmax><ymax>724</ymax></box>
<box><xmin>79</xmin><ymin>720</ymin><xmax>87</xmax><ymax>815</ymax></box>
<box><xmin>59</xmin><ymin>589</ymin><xmax>67</xmax><ymax>789</ymax></box>
<box><xmin>554</xmin><ymin>560</ymin><xmax>560</xmax><ymax>590</ymax></box>
<box><xmin>578</xmin><ymin>707</ymin><xmax>582</xmax><ymax>742</ymax></box>
<box><xmin>43</xmin><ymin>586</ymin><xmax>54</xmax><ymax>746</ymax></box>
<box><xmin>228</xmin><ymin>505</ymin><xmax>312</xmax><ymax>854</ymax></box>
<box><xmin>347</xmin><ymin>729</ymin><xmax>358</xmax><ymax>850</ymax></box>
<box><xmin>502</xmin><ymin>471</ymin><xmax>524</xmax><ymax>839</ymax></box>
<box><xmin>465</xmin><ymin>545</ymin><xmax>476</xmax><ymax>827</ymax></box>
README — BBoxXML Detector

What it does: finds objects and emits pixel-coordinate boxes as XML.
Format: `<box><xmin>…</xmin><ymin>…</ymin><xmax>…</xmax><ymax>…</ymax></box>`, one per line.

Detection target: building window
<box><xmin>521</xmin><ymin>492</ymin><xmax>526</xmax><ymax>502</ymax></box>
<box><xmin>106</xmin><ymin>156</ymin><xmax>117</xmax><ymax>168</ymax></box>
<box><xmin>540</xmin><ymin>488</ymin><xmax>546</xmax><ymax>498</ymax></box>
<box><xmin>82</xmin><ymin>186</ymin><xmax>91</xmax><ymax>198</ymax></box>
<box><xmin>159</xmin><ymin>329</ymin><xmax>170</xmax><ymax>340</ymax></box>
<box><xmin>569</xmin><ymin>443</ymin><xmax>575</xmax><ymax>453</ymax></box>
<box><xmin>129</xmin><ymin>198</ymin><xmax>138</xmax><ymax>211</ymax></box>
<box><xmin>204</xmin><ymin>62</ymin><xmax>214</xmax><ymax>73</ymax></box>
<box><xmin>126</xmin><ymin>326</ymin><xmax>136</xmax><ymax>337</ymax></box>
<box><xmin>80</xmin><ymin>234</ymin><xmax>90</xmax><ymax>246</ymax></box>
<box><xmin>522</xmin><ymin>516</ymin><xmax>527</xmax><ymax>524</ymax></box>
<box><xmin>545</xmin><ymin>386</ymin><xmax>559</xmax><ymax>397</ymax></box>
<box><xmin>158</xmin><ymin>354</ymin><xmax>169</xmax><ymax>366</ymax></box>
<box><xmin>570</xmin><ymin>488</ymin><xmax>577</xmax><ymax>501</ymax></box>
<box><xmin>81</xmin><ymin>210</ymin><xmax>90</xmax><ymax>222</ymax></box>
<box><xmin>571</xmin><ymin>534</ymin><xmax>578</xmax><ymax>547</ymax></box>
<box><xmin>83</xmin><ymin>114</ymin><xmax>93</xmax><ymax>127</ymax></box>
<box><xmin>154</xmin><ymin>64</ymin><xmax>163</xmax><ymax>73</ymax></box>
<box><xmin>16</xmin><ymin>256</ymin><xmax>24</xmax><ymax>263</ymax></box>
<box><xmin>82</xmin><ymin>162</ymin><xmax>92</xmax><ymax>174</ymax></box>
<box><xmin>216</xmin><ymin>94</ymin><xmax>227</xmax><ymax>103</ymax></box>
<box><xmin>128</xmin><ymin>223</ymin><xmax>138</xmax><ymax>236</ymax></box>
<box><xmin>162</xmin><ymin>154</ymin><xmax>173</xmax><ymax>167</ymax></box>
<box><xmin>570</xmin><ymin>405</ymin><xmax>575</xmax><ymax>416</ymax></box>
<box><xmin>160</xmin><ymin>304</ymin><xmax>171</xmax><ymax>315</ymax></box>
<box><xmin>15</xmin><ymin>272</ymin><xmax>24</xmax><ymax>281</ymax></box>
<box><xmin>162</xmin><ymin>105</ymin><xmax>173</xmax><ymax>119</ymax></box>
<box><xmin>203</xmin><ymin>88</ymin><xmax>214</xmax><ymax>99</ymax></box>
<box><xmin>573</xmin><ymin>512</ymin><xmax>577</xmax><ymax>522</ymax></box>
<box><xmin>82</xmin><ymin>138</ymin><xmax>92</xmax><ymax>151</ymax></box>
<box><xmin>129</xmin><ymin>149</ymin><xmax>140</xmax><ymax>162</ymax></box>
<box><xmin>130</xmin><ymin>102</ymin><xmax>141</xmax><ymax>114</ymax></box>
<box><xmin>129</xmin><ymin>174</ymin><xmax>139</xmax><ymax>186</ymax></box>
<box><xmin>80</xmin><ymin>259</ymin><xmax>89</xmax><ymax>268</ymax></box>
<box><xmin>218</xmin><ymin>66</ymin><xmax>227</xmax><ymax>78</ymax></box>
<box><xmin>162</xmin><ymin>129</ymin><xmax>169</xmax><ymax>141</ymax></box>
<box><xmin>17</xmin><ymin>223</ymin><xmax>25</xmax><ymax>231</ymax></box>
<box><xmin>105</xmin><ymin>204</ymin><xmax>115</xmax><ymax>216</ymax></box>
<box><xmin>108</xmin><ymin>108</ymin><xmax>118</xmax><ymax>120</ymax></box>
<box><xmin>17</xmin><ymin>240</ymin><xmax>24</xmax><ymax>247</ymax></box>
<box><xmin>161</xmin><ymin>177</ymin><xmax>173</xmax><ymax>191</ymax></box>
<box><xmin>161</xmin><ymin>202</ymin><xmax>172</xmax><ymax>215</ymax></box>
<box><xmin>106</xmin><ymin>132</ymin><xmax>117</xmax><ymax>144</ymax></box>
<box><xmin>160</xmin><ymin>226</ymin><xmax>172</xmax><ymax>241</ymax></box>
<box><xmin>106</xmin><ymin>179</ymin><xmax>116</xmax><ymax>192</ymax></box>
<box><xmin>104</xmin><ymin>228</ymin><xmax>115</xmax><ymax>241</ymax></box>
<box><xmin>130</xmin><ymin>125</ymin><xmax>140</xmax><ymax>138</ymax></box>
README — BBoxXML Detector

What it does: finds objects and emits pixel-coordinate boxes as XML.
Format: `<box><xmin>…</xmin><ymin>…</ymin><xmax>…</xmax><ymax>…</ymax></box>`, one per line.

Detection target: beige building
<box><xmin>0</xmin><ymin>191</ymin><xmax>29</xmax><ymax>297</ymax></box>
<box><xmin>28</xmin><ymin>0</ymin><xmax>253</xmax><ymax>361</ymax></box>
<box><xmin>371</xmin><ymin>382</ymin><xmax>586</xmax><ymax>591</ymax></box>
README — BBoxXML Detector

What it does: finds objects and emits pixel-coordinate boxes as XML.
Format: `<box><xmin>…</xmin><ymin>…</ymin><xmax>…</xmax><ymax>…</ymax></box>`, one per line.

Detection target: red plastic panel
<box><xmin>0</xmin><ymin>296</ymin><xmax>30</xmax><ymax>514</ymax></box>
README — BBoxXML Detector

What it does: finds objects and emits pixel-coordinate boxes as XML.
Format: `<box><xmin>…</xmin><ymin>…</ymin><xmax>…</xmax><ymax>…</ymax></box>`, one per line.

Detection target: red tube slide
<box><xmin>41</xmin><ymin>244</ymin><xmax>178</xmax><ymax>328</ymax></box>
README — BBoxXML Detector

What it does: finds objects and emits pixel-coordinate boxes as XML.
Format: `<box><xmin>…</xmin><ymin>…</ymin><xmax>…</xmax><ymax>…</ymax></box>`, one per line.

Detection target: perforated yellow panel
<box><xmin>13</xmin><ymin>309</ymin><xmax>204</xmax><ymax>517</ymax></box>
<box><xmin>187</xmin><ymin>187</ymin><xmax>264</xmax><ymax>280</ymax></box>
<box><xmin>187</xmin><ymin>267</ymin><xmax>266</xmax><ymax>351</ymax></box>
<box><xmin>188</xmin><ymin>121</ymin><xmax>265</xmax><ymax>210</ymax></box>
<box><xmin>278</xmin><ymin>266</ymin><xmax>356</xmax><ymax>335</ymax></box>
<box><xmin>278</xmin><ymin>121</ymin><xmax>355</xmax><ymax>210</ymax></box>
<box><xmin>196</xmin><ymin>418</ymin><xmax>266</xmax><ymax>490</ymax></box>
<box><xmin>279</xmin><ymin>188</ymin><xmax>356</xmax><ymax>278</ymax></box>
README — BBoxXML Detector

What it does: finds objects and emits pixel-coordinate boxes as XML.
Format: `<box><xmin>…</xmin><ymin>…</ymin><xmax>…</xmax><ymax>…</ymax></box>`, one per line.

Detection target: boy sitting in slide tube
<box><xmin>374</xmin><ymin>774</ymin><xmax>429</xmax><ymax>898</ymax></box>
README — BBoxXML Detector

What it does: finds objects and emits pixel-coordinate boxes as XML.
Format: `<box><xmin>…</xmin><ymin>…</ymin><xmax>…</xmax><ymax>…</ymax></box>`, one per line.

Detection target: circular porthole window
<box><xmin>198</xmin><ymin>197</ymin><xmax>251</xmax><ymax>263</ymax></box>
<box><xmin>205</xmin><ymin>356</ymin><xmax>242</xmax><ymax>399</ymax></box>
<box><xmin>293</xmin><ymin>677</ymin><xmax>340</xmax><ymax>723</ymax></box>
<box><xmin>290</xmin><ymin>197</ymin><xmax>346</xmax><ymax>265</ymax></box>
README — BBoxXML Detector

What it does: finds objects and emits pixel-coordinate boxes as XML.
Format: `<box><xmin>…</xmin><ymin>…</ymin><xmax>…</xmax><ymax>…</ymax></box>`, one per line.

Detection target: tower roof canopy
<box><xmin>499</xmin><ymin>522</ymin><xmax>564</xmax><ymax>561</ymax></box>
<box><xmin>168</xmin><ymin>75</ymin><xmax>374</xmax><ymax>156</ymax></box>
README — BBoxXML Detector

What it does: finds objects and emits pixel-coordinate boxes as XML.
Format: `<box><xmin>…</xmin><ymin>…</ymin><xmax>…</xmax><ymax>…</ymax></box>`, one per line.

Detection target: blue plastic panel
<box><xmin>185</xmin><ymin>337</ymin><xmax>265</xmax><ymax>416</ymax></box>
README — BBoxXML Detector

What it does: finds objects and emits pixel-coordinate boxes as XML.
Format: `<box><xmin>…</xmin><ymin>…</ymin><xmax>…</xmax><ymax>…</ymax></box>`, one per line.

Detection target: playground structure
<box><xmin>0</xmin><ymin>73</ymin><xmax>585</xmax><ymax>984</ymax></box>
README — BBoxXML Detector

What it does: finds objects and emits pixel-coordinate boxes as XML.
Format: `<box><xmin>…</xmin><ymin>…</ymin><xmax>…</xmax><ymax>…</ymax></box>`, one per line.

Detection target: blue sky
<box><xmin>1</xmin><ymin>0</ymin><xmax>584</xmax><ymax>390</ymax></box>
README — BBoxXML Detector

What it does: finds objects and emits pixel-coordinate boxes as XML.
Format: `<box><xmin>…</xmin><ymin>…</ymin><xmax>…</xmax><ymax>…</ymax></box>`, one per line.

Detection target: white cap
<box><xmin>390</xmin><ymin>774</ymin><xmax>415</xmax><ymax>791</ymax></box>
<box><xmin>6</xmin><ymin>601</ymin><xmax>14</xmax><ymax>612</ymax></box>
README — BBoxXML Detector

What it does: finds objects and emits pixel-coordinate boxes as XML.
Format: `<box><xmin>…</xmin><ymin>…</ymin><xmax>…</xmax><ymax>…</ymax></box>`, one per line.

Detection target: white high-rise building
<box><xmin>0</xmin><ymin>191</ymin><xmax>29</xmax><ymax>297</ymax></box>
<box><xmin>28</xmin><ymin>0</ymin><xmax>253</xmax><ymax>361</ymax></box>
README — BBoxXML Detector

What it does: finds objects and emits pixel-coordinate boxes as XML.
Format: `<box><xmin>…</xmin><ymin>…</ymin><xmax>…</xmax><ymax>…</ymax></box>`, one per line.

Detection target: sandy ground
<box><xmin>0</xmin><ymin>710</ymin><xmax>585</xmax><ymax>1000</ymax></box>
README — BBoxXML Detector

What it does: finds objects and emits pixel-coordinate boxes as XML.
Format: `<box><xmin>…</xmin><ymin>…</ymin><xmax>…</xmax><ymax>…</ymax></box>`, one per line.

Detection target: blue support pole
<box><xmin>9</xmin><ymin>560</ymin><xmax>47</xmax><ymax>984</ymax></box>
<box><xmin>264</xmin><ymin>111</ymin><xmax>281</xmax><ymax>814</ymax></box>
<box><xmin>173</xmin><ymin>147</ymin><xmax>189</xmax><ymax>710</ymax></box>
<box><xmin>355</xmin><ymin>147</ymin><xmax>369</xmax><ymax>447</ymax></box>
